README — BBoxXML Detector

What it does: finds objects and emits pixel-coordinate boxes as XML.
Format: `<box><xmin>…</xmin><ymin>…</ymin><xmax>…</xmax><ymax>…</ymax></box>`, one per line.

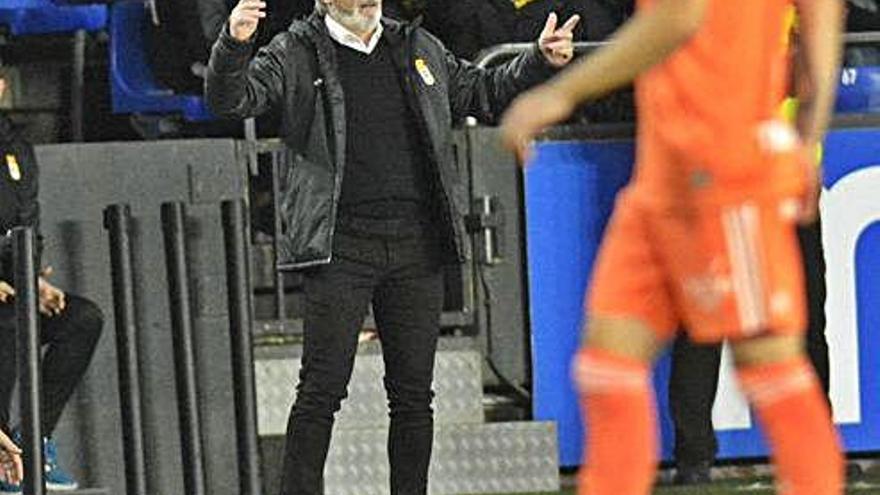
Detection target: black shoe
<box><xmin>673</xmin><ymin>462</ymin><xmax>712</xmax><ymax>485</ymax></box>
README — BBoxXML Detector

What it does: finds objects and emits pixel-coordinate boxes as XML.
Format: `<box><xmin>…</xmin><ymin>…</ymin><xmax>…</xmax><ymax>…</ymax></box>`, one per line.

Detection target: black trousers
<box><xmin>279</xmin><ymin>227</ymin><xmax>444</xmax><ymax>495</ymax></box>
<box><xmin>669</xmin><ymin>219</ymin><xmax>830</xmax><ymax>468</ymax></box>
<box><xmin>0</xmin><ymin>293</ymin><xmax>104</xmax><ymax>435</ymax></box>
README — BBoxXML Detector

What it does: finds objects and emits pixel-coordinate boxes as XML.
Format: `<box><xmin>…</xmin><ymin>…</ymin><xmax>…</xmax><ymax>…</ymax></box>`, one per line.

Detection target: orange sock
<box><xmin>573</xmin><ymin>348</ymin><xmax>657</xmax><ymax>495</ymax></box>
<box><xmin>737</xmin><ymin>358</ymin><xmax>844</xmax><ymax>495</ymax></box>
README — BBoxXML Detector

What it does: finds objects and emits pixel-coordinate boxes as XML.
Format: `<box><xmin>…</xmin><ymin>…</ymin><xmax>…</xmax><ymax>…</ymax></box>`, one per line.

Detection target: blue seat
<box><xmin>109</xmin><ymin>1</ymin><xmax>213</xmax><ymax>121</ymax></box>
<box><xmin>836</xmin><ymin>65</ymin><xmax>880</xmax><ymax>114</ymax></box>
<box><xmin>0</xmin><ymin>1</ymin><xmax>107</xmax><ymax>35</ymax></box>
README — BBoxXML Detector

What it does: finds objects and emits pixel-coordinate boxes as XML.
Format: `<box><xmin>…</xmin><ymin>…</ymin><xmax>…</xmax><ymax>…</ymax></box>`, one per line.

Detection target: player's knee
<box><xmin>584</xmin><ymin>316</ymin><xmax>664</xmax><ymax>363</ymax></box>
<box><xmin>731</xmin><ymin>334</ymin><xmax>804</xmax><ymax>368</ymax></box>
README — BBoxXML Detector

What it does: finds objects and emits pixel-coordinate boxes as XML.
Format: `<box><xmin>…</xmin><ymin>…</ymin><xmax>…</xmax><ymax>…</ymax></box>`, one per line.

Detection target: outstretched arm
<box><xmin>205</xmin><ymin>0</ymin><xmax>285</xmax><ymax>119</ymax></box>
<box><xmin>791</xmin><ymin>0</ymin><xmax>844</xmax><ymax>223</ymax></box>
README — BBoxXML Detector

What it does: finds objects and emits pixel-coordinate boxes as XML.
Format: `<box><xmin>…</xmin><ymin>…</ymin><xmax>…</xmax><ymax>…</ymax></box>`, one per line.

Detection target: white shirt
<box><xmin>324</xmin><ymin>15</ymin><xmax>383</xmax><ymax>55</ymax></box>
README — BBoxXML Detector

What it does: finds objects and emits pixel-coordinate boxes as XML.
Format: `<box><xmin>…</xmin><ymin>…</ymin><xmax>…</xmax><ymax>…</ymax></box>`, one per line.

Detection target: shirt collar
<box><xmin>324</xmin><ymin>14</ymin><xmax>383</xmax><ymax>54</ymax></box>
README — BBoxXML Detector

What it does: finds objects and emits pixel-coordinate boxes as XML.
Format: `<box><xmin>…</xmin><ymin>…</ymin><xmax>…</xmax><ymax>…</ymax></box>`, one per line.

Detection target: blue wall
<box><xmin>527</xmin><ymin>130</ymin><xmax>880</xmax><ymax>466</ymax></box>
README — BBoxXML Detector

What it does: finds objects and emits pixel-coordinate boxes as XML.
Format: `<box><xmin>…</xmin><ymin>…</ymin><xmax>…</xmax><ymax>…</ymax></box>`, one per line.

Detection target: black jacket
<box><xmin>0</xmin><ymin>115</ymin><xmax>41</xmax><ymax>282</ymax></box>
<box><xmin>206</xmin><ymin>13</ymin><xmax>556</xmax><ymax>269</ymax></box>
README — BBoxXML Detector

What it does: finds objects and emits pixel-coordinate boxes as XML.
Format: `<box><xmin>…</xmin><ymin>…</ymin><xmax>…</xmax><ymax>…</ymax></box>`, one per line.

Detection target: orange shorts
<box><xmin>587</xmin><ymin>190</ymin><xmax>807</xmax><ymax>343</ymax></box>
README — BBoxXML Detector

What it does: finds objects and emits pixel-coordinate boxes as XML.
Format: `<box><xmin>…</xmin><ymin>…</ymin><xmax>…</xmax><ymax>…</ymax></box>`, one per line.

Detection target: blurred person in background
<box><xmin>501</xmin><ymin>0</ymin><xmax>844</xmax><ymax>493</ymax></box>
<box><xmin>149</xmin><ymin>0</ymin><xmax>313</xmax><ymax>94</ymax></box>
<box><xmin>0</xmin><ymin>70</ymin><xmax>104</xmax><ymax>494</ymax></box>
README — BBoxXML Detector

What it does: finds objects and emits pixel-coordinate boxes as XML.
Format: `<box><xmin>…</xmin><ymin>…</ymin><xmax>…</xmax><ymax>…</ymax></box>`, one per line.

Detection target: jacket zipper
<box><xmin>400</xmin><ymin>29</ymin><xmax>464</xmax><ymax>261</ymax></box>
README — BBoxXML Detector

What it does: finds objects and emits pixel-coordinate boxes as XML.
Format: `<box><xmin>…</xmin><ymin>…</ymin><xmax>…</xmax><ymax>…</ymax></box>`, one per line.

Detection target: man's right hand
<box><xmin>230</xmin><ymin>0</ymin><xmax>267</xmax><ymax>42</ymax></box>
<box><xmin>0</xmin><ymin>429</ymin><xmax>22</xmax><ymax>486</ymax></box>
<box><xmin>0</xmin><ymin>281</ymin><xmax>14</xmax><ymax>304</ymax></box>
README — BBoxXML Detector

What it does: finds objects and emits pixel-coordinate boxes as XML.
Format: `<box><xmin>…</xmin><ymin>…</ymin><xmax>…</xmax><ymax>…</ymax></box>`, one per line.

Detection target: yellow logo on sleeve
<box><xmin>5</xmin><ymin>154</ymin><xmax>21</xmax><ymax>181</ymax></box>
<box><xmin>414</xmin><ymin>58</ymin><xmax>435</xmax><ymax>86</ymax></box>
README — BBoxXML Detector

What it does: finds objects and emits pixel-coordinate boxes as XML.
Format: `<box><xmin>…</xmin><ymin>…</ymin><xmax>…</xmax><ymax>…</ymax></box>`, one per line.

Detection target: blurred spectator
<box><xmin>149</xmin><ymin>0</ymin><xmax>313</xmax><ymax>94</ymax></box>
<box><xmin>846</xmin><ymin>0</ymin><xmax>880</xmax><ymax>66</ymax></box>
<box><xmin>148</xmin><ymin>0</ymin><xmax>213</xmax><ymax>93</ymax></box>
<box><xmin>0</xmin><ymin>73</ymin><xmax>103</xmax><ymax>494</ymax></box>
<box><xmin>421</xmin><ymin>0</ymin><xmax>633</xmax><ymax>61</ymax></box>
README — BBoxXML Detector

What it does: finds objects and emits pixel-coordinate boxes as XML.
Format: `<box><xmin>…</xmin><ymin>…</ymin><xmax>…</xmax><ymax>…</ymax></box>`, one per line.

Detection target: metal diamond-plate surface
<box><xmin>321</xmin><ymin>422</ymin><xmax>559</xmax><ymax>495</ymax></box>
<box><xmin>256</xmin><ymin>347</ymin><xmax>484</xmax><ymax>435</ymax></box>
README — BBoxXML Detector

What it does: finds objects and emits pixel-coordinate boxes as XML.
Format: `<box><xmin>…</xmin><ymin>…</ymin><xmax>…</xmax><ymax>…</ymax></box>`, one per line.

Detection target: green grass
<box><xmin>487</xmin><ymin>477</ymin><xmax>880</xmax><ymax>494</ymax></box>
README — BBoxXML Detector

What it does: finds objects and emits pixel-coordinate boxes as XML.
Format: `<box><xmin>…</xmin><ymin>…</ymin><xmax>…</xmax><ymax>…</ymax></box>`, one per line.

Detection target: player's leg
<box><xmin>732</xmin><ymin>334</ymin><xmax>843</xmax><ymax>495</ymax></box>
<box><xmin>720</xmin><ymin>199</ymin><xmax>841</xmax><ymax>494</ymax></box>
<box><xmin>573</xmin><ymin>192</ymin><xmax>676</xmax><ymax>495</ymax></box>
<box><xmin>575</xmin><ymin>317</ymin><xmax>668</xmax><ymax>495</ymax></box>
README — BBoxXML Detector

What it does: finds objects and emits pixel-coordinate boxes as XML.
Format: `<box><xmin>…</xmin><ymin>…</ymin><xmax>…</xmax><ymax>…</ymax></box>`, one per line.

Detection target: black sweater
<box><xmin>334</xmin><ymin>37</ymin><xmax>431</xmax><ymax>221</ymax></box>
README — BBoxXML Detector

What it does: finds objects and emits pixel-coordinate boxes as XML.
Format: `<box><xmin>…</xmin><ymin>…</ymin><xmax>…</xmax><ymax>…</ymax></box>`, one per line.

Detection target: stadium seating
<box><xmin>836</xmin><ymin>65</ymin><xmax>880</xmax><ymax>113</ymax></box>
<box><xmin>109</xmin><ymin>1</ymin><xmax>213</xmax><ymax>121</ymax></box>
<box><xmin>0</xmin><ymin>0</ymin><xmax>107</xmax><ymax>35</ymax></box>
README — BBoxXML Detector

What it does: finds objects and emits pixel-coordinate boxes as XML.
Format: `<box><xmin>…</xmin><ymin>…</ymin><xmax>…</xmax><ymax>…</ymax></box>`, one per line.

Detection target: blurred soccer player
<box><xmin>500</xmin><ymin>0</ymin><xmax>844</xmax><ymax>493</ymax></box>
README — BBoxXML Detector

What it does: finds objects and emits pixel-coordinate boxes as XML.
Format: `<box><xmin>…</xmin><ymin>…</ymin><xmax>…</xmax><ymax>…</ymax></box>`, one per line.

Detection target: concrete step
<box><xmin>255</xmin><ymin>338</ymin><xmax>484</xmax><ymax>435</ymax></box>
<box><xmin>260</xmin><ymin>422</ymin><xmax>559</xmax><ymax>495</ymax></box>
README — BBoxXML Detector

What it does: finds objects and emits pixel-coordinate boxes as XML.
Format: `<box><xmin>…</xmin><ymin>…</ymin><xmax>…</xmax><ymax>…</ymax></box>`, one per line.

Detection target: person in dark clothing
<box><xmin>148</xmin><ymin>0</ymin><xmax>215</xmax><ymax>93</ymax></box>
<box><xmin>845</xmin><ymin>0</ymin><xmax>880</xmax><ymax>66</ymax></box>
<box><xmin>205</xmin><ymin>1</ymin><xmax>577</xmax><ymax>493</ymax></box>
<box><xmin>0</xmin><ymin>76</ymin><xmax>103</xmax><ymax>494</ymax></box>
<box><xmin>669</xmin><ymin>220</ymin><xmax>831</xmax><ymax>484</ymax></box>
<box><xmin>149</xmin><ymin>0</ymin><xmax>311</xmax><ymax>94</ymax></box>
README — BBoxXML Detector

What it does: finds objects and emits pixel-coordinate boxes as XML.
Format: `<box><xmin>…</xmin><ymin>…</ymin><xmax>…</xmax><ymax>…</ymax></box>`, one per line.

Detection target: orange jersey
<box><xmin>632</xmin><ymin>0</ymin><xmax>803</xmax><ymax>205</ymax></box>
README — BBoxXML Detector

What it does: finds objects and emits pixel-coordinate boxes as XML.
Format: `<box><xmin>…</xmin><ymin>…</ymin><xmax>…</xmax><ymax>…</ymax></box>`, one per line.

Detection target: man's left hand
<box><xmin>38</xmin><ymin>268</ymin><xmax>65</xmax><ymax>316</ymax></box>
<box><xmin>538</xmin><ymin>13</ymin><xmax>581</xmax><ymax>68</ymax></box>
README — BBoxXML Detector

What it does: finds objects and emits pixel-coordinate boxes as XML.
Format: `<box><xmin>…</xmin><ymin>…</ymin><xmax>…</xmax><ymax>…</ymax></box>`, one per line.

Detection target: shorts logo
<box><xmin>683</xmin><ymin>273</ymin><xmax>731</xmax><ymax>312</ymax></box>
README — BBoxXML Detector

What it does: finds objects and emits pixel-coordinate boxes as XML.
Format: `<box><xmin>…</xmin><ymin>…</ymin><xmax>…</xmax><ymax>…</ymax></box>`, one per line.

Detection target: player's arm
<box><xmin>500</xmin><ymin>0</ymin><xmax>708</xmax><ymax>158</ymax></box>
<box><xmin>793</xmin><ymin>0</ymin><xmax>844</xmax><ymax>151</ymax></box>
<box><xmin>547</xmin><ymin>0</ymin><xmax>708</xmax><ymax>104</ymax></box>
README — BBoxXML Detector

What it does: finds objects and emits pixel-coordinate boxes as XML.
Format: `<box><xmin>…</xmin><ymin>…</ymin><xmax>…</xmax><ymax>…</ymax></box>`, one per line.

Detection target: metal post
<box><xmin>70</xmin><ymin>29</ymin><xmax>86</xmax><ymax>142</ymax></box>
<box><xmin>12</xmin><ymin>227</ymin><xmax>44</xmax><ymax>495</ymax></box>
<box><xmin>103</xmin><ymin>204</ymin><xmax>148</xmax><ymax>495</ymax></box>
<box><xmin>270</xmin><ymin>150</ymin><xmax>286</xmax><ymax>319</ymax></box>
<box><xmin>221</xmin><ymin>200</ymin><xmax>262</xmax><ymax>495</ymax></box>
<box><xmin>244</xmin><ymin>118</ymin><xmax>259</xmax><ymax>175</ymax></box>
<box><xmin>160</xmin><ymin>202</ymin><xmax>206</xmax><ymax>495</ymax></box>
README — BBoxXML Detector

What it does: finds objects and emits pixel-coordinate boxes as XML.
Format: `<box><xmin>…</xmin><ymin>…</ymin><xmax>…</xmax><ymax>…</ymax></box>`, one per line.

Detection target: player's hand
<box><xmin>0</xmin><ymin>281</ymin><xmax>13</xmax><ymax>304</ymax></box>
<box><xmin>500</xmin><ymin>84</ymin><xmax>576</xmax><ymax>164</ymax></box>
<box><xmin>0</xmin><ymin>429</ymin><xmax>22</xmax><ymax>486</ymax></box>
<box><xmin>229</xmin><ymin>0</ymin><xmax>266</xmax><ymax>42</ymax></box>
<box><xmin>797</xmin><ymin>144</ymin><xmax>822</xmax><ymax>225</ymax></box>
<box><xmin>538</xmin><ymin>13</ymin><xmax>581</xmax><ymax>68</ymax></box>
<box><xmin>38</xmin><ymin>270</ymin><xmax>65</xmax><ymax>316</ymax></box>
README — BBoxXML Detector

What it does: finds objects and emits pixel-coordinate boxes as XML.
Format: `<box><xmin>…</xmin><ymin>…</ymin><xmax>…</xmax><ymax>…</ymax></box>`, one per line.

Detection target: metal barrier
<box><xmin>475</xmin><ymin>40</ymin><xmax>607</xmax><ymax>69</ymax></box>
<box><xmin>474</xmin><ymin>31</ymin><xmax>880</xmax><ymax>69</ymax></box>
<box><xmin>103</xmin><ymin>204</ymin><xmax>148</xmax><ymax>495</ymax></box>
<box><xmin>221</xmin><ymin>199</ymin><xmax>262</xmax><ymax>495</ymax></box>
<box><xmin>12</xmin><ymin>227</ymin><xmax>44</xmax><ymax>495</ymax></box>
<box><xmin>102</xmin><ymin>198</ymin><xmax>261</xmax><ymax>495</ymax></box>
<box><xmin>160</xmin><ymin>202</ymin><xmax>207</xmax><ymax>495</ymax></box>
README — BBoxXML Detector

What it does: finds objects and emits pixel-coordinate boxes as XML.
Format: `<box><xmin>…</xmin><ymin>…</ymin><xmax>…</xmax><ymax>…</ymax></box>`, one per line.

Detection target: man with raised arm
<box><xmin>206</xmin><ymin>1</ymin><xmax>578</xmax><ymax>493</ymax></box>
